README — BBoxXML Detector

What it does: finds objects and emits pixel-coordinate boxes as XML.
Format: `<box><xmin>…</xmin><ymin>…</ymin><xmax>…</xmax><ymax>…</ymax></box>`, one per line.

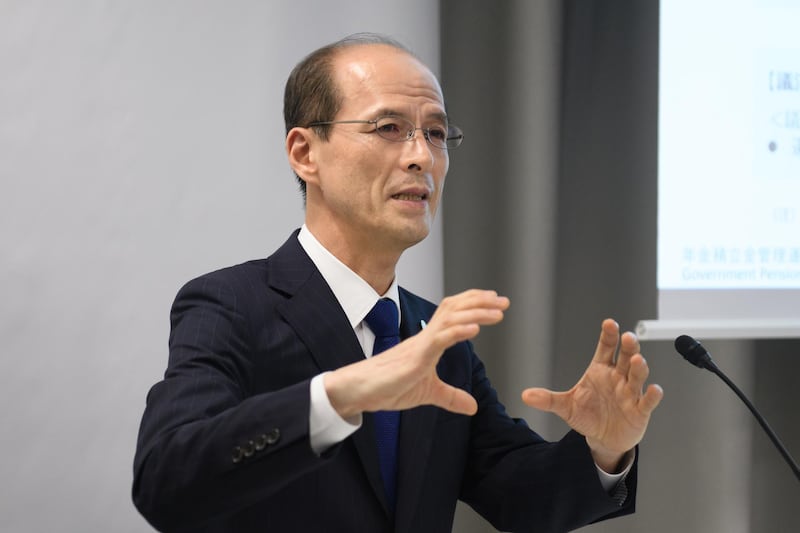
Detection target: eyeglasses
<box><xmin>307</xmin><ymin>115</ymin><xmax>464</xmax><ymax>150</ymax></box>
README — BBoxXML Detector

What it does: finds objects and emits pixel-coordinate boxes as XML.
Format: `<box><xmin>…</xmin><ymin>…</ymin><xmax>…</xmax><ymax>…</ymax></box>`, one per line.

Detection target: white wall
<box><xmin>0</xmin><ymin>2</ymin><xmax>441</xmax><ymax>531</ymax></box>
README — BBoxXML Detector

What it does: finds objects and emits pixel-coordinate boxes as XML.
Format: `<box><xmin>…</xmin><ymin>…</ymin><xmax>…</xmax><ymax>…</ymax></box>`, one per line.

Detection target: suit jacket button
<box><xmin>265</xmin><ymin>428</ymin><xmax>280</xmax><ymax>445</ymax></box>
<box><xmin>231</xmin><ymin>446</ymin><xmax>243</xmax><ymax>464</ymax></box>
<box><xmin>254</xmin><ymin>434</ymin><xmax>268</xmax><ymax>451</ymax></box>
<box><xmin>242</xmin><ymin>441</ymin><xmax>255</xmax><ymax>457</ymax></box>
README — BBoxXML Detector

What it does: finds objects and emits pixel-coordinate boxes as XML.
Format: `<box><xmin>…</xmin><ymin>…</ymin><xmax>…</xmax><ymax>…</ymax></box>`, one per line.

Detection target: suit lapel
<box><xmin>269</xmin><ymin>231</ymin><xmax>364</xmax><ymax>372</ymax></box>
<box><xmin>268</xmin><ymin>233</ymin><xmax>390</xmax><ymax>513</ymax></box>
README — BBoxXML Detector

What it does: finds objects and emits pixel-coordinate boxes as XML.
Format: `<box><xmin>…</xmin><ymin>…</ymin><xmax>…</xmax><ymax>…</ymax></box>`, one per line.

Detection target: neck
<box><xmin>305</xmin><ymin>222</ymin><xmax>400</xmax><ymax>295</ymax></box>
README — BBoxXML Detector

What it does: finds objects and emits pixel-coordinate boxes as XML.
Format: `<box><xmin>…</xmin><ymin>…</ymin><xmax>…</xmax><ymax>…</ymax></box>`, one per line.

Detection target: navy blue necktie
<box><xmin>363</xmin><ymin>298</ymin><xmax>401</xmax><ymax>513</ymax></box>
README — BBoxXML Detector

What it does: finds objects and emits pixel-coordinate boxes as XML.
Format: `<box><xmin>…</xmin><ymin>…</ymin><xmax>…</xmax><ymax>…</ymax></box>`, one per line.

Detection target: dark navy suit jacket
<box><xmin>133</xmin><ymin>231</ymin><xmax>637</xmax><ymax>532</ymax></box>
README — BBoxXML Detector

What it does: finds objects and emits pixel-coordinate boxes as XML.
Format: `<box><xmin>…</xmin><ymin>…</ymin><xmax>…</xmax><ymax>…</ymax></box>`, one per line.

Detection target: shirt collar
<box><xmin>297</xmin><ymin>225</ymin><xmax>400</xmax><ymax>329</ymax></box>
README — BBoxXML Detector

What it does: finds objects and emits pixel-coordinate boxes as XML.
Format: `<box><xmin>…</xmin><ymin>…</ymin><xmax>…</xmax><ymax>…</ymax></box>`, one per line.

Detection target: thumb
<box><xmin>521</xmin><ymin>387</ymin><xmax>563</xmax><ymax>415</ymax></box>
<box><xmin>432</xmin><ymin>381</ymin><xmax>478</xmax><ymax>416</ymax></box>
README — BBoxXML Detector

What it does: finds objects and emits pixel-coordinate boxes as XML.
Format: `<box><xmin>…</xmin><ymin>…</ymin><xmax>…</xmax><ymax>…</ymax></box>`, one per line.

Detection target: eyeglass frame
<box><xmin>306</xmin><ymin>115</ymin><xmax>464</xmax><ymax>150</ymax></box>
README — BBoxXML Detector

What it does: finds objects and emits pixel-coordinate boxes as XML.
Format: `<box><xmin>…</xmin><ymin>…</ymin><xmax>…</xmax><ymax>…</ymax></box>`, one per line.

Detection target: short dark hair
<box><xmin>283</xmin><ymin>33</ymin><xmax>414</xmax><ymax>198</ymax></box>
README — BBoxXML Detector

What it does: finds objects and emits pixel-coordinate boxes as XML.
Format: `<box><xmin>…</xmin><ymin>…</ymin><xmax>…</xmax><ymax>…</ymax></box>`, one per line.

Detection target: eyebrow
<box><xmin>374</xmin><ymin>108</ymin><xmax>449</xmax><ymax>124</ymax></box>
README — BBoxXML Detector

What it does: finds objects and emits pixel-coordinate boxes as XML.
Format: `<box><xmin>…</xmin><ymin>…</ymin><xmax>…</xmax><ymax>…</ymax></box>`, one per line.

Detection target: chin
<box><xmin>397</xmin><ymin>226</ymin><xmax>430</xmax><ymax>249</ymax></box>
<box><xmin>375</xmin><ymin>219</ymin><xmax>432</xmax><ymax>252</ymax></box>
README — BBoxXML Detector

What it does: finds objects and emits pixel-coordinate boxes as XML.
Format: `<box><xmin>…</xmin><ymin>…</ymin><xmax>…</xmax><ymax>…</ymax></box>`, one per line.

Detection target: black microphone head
<box><xmin>674</xmin><ymin>334</ymin><xmax>714</xmax><ymax>370</ymax></box>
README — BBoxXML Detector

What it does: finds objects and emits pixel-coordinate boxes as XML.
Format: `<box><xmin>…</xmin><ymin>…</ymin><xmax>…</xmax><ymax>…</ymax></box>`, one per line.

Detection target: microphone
<box><xmin>674</xmin><ymin>334</ymin><xmax>718</xmax><ymax>371</ymax></box>
<box><xmin>674</xmin><ymin>335</ymin><xmax>800</xmax><ymax>482</ymax></box>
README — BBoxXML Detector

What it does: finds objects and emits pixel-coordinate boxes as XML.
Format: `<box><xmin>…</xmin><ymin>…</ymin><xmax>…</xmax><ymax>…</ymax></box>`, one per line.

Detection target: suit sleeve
<box><xmin>457</xmin><ymin>346</ymin><xmax>638</xmax><ymax>533</ymax></box>
<box><xmin>132</xmin><ymin>273</ymin><xmax>335</xmax><ymax>532</ymax></box>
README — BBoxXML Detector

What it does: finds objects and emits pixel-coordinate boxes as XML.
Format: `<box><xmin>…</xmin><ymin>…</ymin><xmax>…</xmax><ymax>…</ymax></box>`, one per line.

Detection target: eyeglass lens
<box><xmin>374</xmin><ymin>116</ymin><xmax>462</xmax><ymax>149</ymax></box>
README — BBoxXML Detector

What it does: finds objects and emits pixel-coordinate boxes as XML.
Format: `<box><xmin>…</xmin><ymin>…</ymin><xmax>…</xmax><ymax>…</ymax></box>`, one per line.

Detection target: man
<box><xmin>133</xmin><ymin>33</ymin><xmax>663</xmax><ymax>532</ymax></box>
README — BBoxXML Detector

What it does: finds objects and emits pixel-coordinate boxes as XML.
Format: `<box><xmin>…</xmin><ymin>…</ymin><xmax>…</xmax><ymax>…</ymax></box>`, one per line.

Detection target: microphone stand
<box><xmin>704</xmin><ymin>360</ymin><xmax>800</xmax><ymax>482</ymax></box>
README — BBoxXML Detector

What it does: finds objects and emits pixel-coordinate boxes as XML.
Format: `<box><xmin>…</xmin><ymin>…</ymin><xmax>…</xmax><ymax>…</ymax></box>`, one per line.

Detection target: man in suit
<box><xmin>133</xmin><ymin>33</ymin><xmax>663</xmax><ymax>532</ymax></box>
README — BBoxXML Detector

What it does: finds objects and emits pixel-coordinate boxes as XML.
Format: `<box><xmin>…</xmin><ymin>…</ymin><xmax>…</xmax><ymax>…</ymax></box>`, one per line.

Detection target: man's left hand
<box><xmin>521</xmin><ymin>318</ymin><xmax>664</xmax><ymax>472</ymax></box>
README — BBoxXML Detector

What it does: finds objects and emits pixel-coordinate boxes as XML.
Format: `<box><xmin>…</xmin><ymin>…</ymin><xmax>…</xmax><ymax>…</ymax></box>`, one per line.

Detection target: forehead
<box><xmin>331</xmin><ymin>44</ymin><xmax>446</xmax><ymax>116</ymax></box>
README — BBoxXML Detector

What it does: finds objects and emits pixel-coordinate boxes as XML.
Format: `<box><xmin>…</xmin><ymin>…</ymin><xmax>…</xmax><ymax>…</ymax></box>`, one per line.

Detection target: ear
<box><xmin>286</xmin><ymin>127</ymin><xmax>319</xmax><ymax>187</ymax></box>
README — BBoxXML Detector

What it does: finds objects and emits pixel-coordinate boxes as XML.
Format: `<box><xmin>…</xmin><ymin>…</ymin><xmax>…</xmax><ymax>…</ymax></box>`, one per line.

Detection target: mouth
<box><xmin>391</xmin><ymin>185</ymin><xmax>431</xmax><ymax>202</ymax></box>
<box><xmin>391</xmin><ymin>192</ymin><xmax>429</xmax><ymax>201</ymax></box>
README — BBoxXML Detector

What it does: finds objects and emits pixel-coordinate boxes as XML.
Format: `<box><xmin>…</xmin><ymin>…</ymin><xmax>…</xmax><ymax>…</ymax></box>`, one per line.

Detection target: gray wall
<box><xmin>442</xmin><ymin>1</ymin><xmax>800</xmax><ymax>532</ymax></box>
<box><xmin>0</xmin><ymin>2</ymin><xmax>441</xmax><ymax>531</ymax></box>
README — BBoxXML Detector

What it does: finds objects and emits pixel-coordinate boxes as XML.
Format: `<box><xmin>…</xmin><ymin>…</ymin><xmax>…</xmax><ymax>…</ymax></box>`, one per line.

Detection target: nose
<box><xmin>402</xmin><ymin>128</ymin><xmax>436</xmax><ymax>172</ymax></box>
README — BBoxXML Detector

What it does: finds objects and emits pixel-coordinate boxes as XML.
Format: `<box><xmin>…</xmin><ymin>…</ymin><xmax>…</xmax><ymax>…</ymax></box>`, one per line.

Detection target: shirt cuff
<box><xmin>309</xmin><ymin>372</ymin><xmax>362</xmax><ymax>455</ymax></box>
<box><xmin>595</xmin><ymin>449</ymin><xmax>635</xmax><ymax>493</ymax></box>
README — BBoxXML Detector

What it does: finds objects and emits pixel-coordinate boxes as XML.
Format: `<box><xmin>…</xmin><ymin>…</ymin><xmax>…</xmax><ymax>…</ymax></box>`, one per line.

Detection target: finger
<box><xmin>428</xmin><ymin>323</ymin><xmax>481</xmax><ymax>353</ymax></box>
<box><xmin>438</xmin><ymin>290</ymin><xmax>510</xmax><ymax>313</ymax></box>
<box><xmin>640</xmin><ymin>383</ymin><xmax>664</xmax><ymax>414</ymax></box>
<box><xmin>521</xmin><ymin>387</ymin><xmax>568</xmax><ymax>419</ymax></box>
<box><xmin>439</xmin><ymin>307</ymin><xmax>507</xmax><ymax>329</ymax></box>
<box><xmin>432</xmin><ymin>381</ymin><xmax>478</xmax><ymax>415</ymax></box>
<box><xmin>627</xmin><ymin>354</ymin><xmax>651</xmax><ymax>392</ymax></box>
<box><xmin>426</xmin><ymin>307</ymin><xmax>509</xmax><ymax>351</ymax></box>
<box><xmin>614</xmin><ymin>331</ymin><xmax>640</xmax><ymax>377</ymax></box>
<box><xmin>591</xmin><ymin>318</ymin><xmax>620</xmax><ymax>366</ymax></box>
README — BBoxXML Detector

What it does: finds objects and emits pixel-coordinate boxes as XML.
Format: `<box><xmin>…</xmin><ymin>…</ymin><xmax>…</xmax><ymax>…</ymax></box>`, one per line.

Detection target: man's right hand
<box><xmin>323</xmin><ymin>289</ymin><xmax>510</xmax><ymax>419</ymax></box>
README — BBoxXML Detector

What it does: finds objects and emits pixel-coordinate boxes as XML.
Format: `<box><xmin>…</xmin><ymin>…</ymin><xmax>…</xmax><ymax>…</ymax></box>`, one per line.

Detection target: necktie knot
<box><xmin>364</xmin><ymin>299</ymin><xmax>399</xmax><ymax>352</ymax></box>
